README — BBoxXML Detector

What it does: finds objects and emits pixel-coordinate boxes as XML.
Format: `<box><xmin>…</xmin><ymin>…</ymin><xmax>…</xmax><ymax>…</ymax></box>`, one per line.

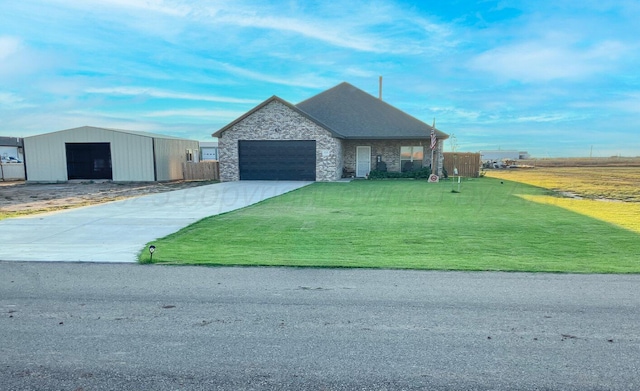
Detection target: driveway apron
<box><xmin>0</xmin><ymin>181</ymin><xmax>311</xmax><ymax>263</ymax></box>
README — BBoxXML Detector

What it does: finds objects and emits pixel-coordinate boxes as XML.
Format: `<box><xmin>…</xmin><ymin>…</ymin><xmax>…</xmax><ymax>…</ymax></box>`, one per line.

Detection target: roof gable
<box><xmin>296</xmin><ymin>82</ymin><xmax>447</xmax><ymax>140</ymax></box>
<box><xmin>212</xmin><ymin>96</ymin><xmax>338</xmax><ymax>138</ymax></box>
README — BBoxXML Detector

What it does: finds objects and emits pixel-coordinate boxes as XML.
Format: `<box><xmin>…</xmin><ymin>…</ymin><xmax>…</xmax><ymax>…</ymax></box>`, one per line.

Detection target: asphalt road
<box><xmin>1</xmin><ymin>262</ymin><xmax>639</xmax><ymax>390</ymax></box>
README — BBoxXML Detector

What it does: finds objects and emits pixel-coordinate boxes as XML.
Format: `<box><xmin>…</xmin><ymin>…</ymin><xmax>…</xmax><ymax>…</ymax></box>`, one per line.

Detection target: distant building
<box><xmin>479</xmin><ymin>150</ymin><xmax>530</xmax><ymax>163</ymax></box>
<box><xmin>0</xmin><ymin>136</ymin><xmax>25</xmax><ymax>180</ymax></box>
<box><xmin>200</xmin><ymin>141</ymin><xmax>219</xmax><ymax>161</ymax></box>
<box><xmin>0</xmin><ymin>136</ymin><xmax>24</xmax><ymax>163</ymax></box>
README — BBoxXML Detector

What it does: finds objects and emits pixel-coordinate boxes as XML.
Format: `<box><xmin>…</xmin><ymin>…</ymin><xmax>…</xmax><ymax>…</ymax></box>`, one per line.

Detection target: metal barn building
<box><xmin>23</xmin><ymin>126</ymin><xmax>199</xmax><ymax>182</ymax></box>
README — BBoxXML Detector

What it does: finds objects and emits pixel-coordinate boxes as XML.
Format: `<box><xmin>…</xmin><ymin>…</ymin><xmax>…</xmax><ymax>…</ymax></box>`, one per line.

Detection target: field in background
<box><xmin>518</xmin><ymin>156</ymin><xmax>640</xmax><ymax>167</ymax></box>
<box><xmin>485</xmin><ymin>166</ymin><xmax>640</xmax><ymax>202</ymax></box>
<box><xmin>486</xmin><ymin>166</ymin><xmax>640</xmax><ymax>234</ymax></box>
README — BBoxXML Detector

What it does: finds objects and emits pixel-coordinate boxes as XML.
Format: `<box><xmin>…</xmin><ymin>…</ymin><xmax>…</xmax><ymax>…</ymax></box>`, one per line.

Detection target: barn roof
<box><xmin>25</xmin><ymin>126</ymin><xmax>189</xmax><ymax>141</ymax></box>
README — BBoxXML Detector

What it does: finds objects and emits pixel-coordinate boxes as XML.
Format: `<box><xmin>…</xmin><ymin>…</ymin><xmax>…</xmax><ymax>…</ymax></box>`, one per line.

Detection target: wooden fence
<box><xmin>443</xmin><ymin>153</ymin><xmax>481</xmax><ymax>178</ymax></box>
<box><xmin>182</xmin><ymin>161</ymin><xmax>219</xmax><ymax>181</ymax></box>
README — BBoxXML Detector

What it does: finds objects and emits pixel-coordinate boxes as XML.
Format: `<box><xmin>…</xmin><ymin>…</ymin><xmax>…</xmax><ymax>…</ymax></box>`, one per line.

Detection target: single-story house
<box><xmin>23</xmin><ymin>126</ymin><xmax>199</xmax><ymax>182</ymax></box>
<box><xmin>213</xmin><ymin>82</ymin><xmax>449</xmax><ymax>181</ymax></box>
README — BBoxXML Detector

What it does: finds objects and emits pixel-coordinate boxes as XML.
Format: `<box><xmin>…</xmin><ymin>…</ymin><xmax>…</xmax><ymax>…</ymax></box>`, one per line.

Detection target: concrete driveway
<box><xmin>0</xmin><ymin>181</ymin><xmax>311</xmax><ymax>263</ymax></box>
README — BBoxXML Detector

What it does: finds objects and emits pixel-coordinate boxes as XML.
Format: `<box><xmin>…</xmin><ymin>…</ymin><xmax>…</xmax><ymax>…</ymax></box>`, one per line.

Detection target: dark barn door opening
<box><xmin>239</xmin><ymin>140</ymin><xmax>316</xmax><ymax>181</ymax></box>
<box><xmin>66</xmin><ymin>143</ymin><xmax>113</xmax><ymax>180</ymax></box>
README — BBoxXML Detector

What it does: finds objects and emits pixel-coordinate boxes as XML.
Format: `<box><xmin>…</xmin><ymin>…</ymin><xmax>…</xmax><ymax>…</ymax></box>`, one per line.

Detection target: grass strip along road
<box><xmin>140</xmin><ymin>179</ymin><xmax>640</xmax><ymax>273</ymax></box>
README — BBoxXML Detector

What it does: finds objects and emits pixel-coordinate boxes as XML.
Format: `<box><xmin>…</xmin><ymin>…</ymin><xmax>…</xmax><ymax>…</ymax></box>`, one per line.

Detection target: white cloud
<box><xmin>48</xmin><ymin>0</ymin><xmax>192</xmax><ymax>17</ymax></box>
<box><xmin>204</xmin><ymin>60</ymin><xmax>334</xmax><ymax>88</ymax></box>
<box><xmin>513</xmin><ymin>113</ymin><xmax>579</xmax><ymax>123</ymax></box>
<box><xmin>343</xmin><ymin>67</ymin><xmax>380</xmax><ymax>78</ymax></box>
<box><xmin>142</xmin><ymin>108</ymin><xmax>245</xmax><ymax>119</ymax></box>
<box><xmin>102</xmin><ymin>0</ymin><xmax>191</xmax><ymax>16</ymax></box>
<box><xmin>85</xmin><ymin>87</ymin><xmax>261</xmax><ymax>104</ymax></box>
<box><xmin>608</xmin><ymin>95</ymin><xmax>640</xmax><ymax>113</ymax></box>
<box><xmin>215</xmin><ymin>13</ymin><xmax>384</xmax><ymax>53</ymax></box>
<box><xmin>430</xmin><ymin>106</ymin><xmax>482</xmax><ymax>121</ymax></box>
<box><xmin>51</xmin><ymin>1</ymin><xmax>454</xmax><ymax>55</ymax></box>
<box><xmin>0</xmin><ymin>36</ymin><xmax>20</xmax><ymax>60</ymax></box>
<box><xmin>0</xmin><ymin>93</ymin><xmax>35</xmax><ymax>109</ymax></box>
<box><xmin>469</xmin><ymin>39</ymin><xmax>627</xmax><ymax>82</ymax></box>
<box><xmin>0</xmin><ymin>92</ymin><xmax>24</xmax><ymax>105</ymax></box>
<box><xmin>572</xmin><ymin>92</ymin><xmax>640</xmax><ymax>113</ymax></box>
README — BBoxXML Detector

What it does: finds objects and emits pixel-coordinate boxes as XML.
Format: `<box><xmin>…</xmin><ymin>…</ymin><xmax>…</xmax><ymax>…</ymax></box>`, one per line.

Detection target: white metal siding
<box><xmin>23</xmin><ymin>127</ymin><xmax>183</xmax><ymax>182</ymax></box>
<box><xmin>109</xmin><ymin>134</ymin><xmax>154</xmax><ymax>181</ymax></box>
<box><xmin>0</xmin><ymin>163</ymin><xmax>25</xmax><ymax>180</ymax></box>
<box><xmin>24</xmin><ymin>133</ymin><xmax>69</xmax><ymax>182</ymax></box>
<box><xmin>153</xmin><ymin>138</ymin><xmax>200</xmax><ymax>181</ymax></box>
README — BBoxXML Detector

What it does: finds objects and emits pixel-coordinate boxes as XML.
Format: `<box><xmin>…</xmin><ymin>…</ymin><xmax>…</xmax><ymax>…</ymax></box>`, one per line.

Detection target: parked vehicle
<box><xmin>1</xmin><ymin>156</ymin><xmax>22</xmax><ymax>163</ymax></box>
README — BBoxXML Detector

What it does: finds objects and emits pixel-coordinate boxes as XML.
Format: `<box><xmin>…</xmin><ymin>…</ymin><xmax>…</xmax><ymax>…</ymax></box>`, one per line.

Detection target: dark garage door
<box><xmin>66</xmin><ymin>143</ymin><xmax>113</xmax><ymax>180</ymax></box>
<box><xmin>239</xmin><ymin>140</ymin><xmax>316</xmax><ymax>181</ymax></box>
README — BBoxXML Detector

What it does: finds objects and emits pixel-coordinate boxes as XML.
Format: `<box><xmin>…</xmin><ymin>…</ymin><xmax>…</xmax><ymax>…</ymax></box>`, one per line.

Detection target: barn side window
<box><xmin>186</xmin><ymin>149</ymin><xmax>194</xmax><ymax>162</ymax></box>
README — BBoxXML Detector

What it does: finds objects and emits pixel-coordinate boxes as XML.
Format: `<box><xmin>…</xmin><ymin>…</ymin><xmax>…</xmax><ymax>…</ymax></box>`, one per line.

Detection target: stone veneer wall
<box><xmin>342</xmin><ymin>139</ymin><xmax>444</xmax><ymax>177</ymax></box>
<box><xmin>217</xmin><ymin>100</ymin><xmax>342</xmax><ymax>181</ymax></box>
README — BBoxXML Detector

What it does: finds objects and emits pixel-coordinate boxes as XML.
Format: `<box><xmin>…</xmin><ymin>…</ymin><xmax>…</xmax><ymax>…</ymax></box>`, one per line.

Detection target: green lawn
<box><xmin>140</xmin><ymin>178</ymin><xmax>640</xmax><ymax>273</ymax></box>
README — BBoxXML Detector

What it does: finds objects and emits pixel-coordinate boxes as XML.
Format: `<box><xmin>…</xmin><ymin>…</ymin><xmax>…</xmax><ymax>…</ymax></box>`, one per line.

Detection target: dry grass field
<box><xmin>519</xmin><ymin>156</ymin><xmax>640</xmax><ymax>167</ymax></box>
<box><xmin>486</xmin><ymin>166</ymin><xmax>640</xmax><ymax>234</ymax></box>
<box><xmin>485</xmin><ymin>166</ymin><xmax>640</xmax><ymax>201</ymax></box>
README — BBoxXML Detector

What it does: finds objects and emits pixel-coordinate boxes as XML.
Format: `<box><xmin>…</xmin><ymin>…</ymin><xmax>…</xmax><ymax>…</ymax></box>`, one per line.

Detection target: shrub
<box><xmin>368</xmin><ymin>167</ymin><xmax>431</xmax><ymax>180</ymax></box>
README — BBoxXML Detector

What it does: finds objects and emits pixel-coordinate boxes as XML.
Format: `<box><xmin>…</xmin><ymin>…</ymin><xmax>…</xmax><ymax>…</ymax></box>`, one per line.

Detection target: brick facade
<box><xmin>217</xmin><ymin>100</ymin><xmax>342</xmax><ymax>181</ymax></box>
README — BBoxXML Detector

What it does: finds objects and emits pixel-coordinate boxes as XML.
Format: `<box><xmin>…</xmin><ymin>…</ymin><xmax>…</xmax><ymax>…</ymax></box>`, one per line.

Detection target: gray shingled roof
<box><xmin>296</xmin><ymin>82</ymin><xmax>448</xmax><ymax>140</ymax></box>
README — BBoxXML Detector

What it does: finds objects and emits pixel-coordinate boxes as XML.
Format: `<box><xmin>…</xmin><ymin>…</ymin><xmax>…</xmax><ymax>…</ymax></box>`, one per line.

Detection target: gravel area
<box><xmin>0</xmin><ymin>180</ymin><xmax>216</xmax><ymax>213</ymax></box>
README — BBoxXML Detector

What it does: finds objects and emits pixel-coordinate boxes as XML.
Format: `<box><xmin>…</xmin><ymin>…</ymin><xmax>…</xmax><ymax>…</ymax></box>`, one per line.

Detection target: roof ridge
<box><xmin>296</xmin><ymin>82</ymin><xmax>447</xmax><ymax>140</ymax></box>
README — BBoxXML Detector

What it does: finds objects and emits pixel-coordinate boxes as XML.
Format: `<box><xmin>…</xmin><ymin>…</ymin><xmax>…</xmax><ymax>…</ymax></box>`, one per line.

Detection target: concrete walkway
<box><xmin>0</xmin><ymin>181</ymin><xmax>311</xmax><ymax>263</ymax></box>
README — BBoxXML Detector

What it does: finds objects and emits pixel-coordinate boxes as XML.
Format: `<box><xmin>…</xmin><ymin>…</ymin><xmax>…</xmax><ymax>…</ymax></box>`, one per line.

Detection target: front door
<box><xmin>356</xmin><ymin>146</ymin><xmax>371</xmax><ymax>178</ymax></box>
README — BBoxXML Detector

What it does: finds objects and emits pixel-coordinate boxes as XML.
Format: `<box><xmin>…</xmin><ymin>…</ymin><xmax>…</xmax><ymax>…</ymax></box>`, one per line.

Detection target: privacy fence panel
<box><xmin>443</xmin><ymin>153</ymin><xmax>481</xmax><ymax>178</ymax></box>
<box><xmin>182</xmin><ymin>161</ymin><xmax>219</xmax><ymax>181</ymax></box>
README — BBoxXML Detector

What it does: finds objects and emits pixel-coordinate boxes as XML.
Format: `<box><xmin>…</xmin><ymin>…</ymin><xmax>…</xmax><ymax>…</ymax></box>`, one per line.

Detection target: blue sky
<box><xmin>1</xmin><ymin>0</ymin><xmax>639</xmax><ymax>157</ymax></box>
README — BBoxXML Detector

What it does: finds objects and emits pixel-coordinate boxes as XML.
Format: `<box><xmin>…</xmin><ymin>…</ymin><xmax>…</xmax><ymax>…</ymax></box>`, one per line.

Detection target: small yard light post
<box><xmin>149</xmin><ymin>245</ymin><xmax>156</xmax><ymax>262</ymax></box>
